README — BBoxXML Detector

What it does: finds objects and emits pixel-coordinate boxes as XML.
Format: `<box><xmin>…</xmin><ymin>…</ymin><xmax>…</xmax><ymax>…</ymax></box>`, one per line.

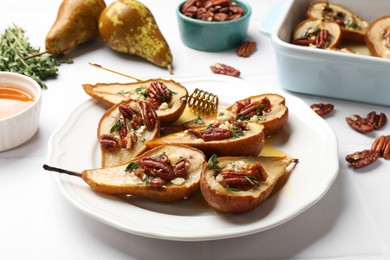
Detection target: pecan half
<box><xmin>147</xmin><ymin>81</ymin><xmax>172</xmax><ymax>109</ymax></box>
<box><xmin>139</xmin><ymin>101</ymin><xmax>156</xmax><ymax>131</ymax></box>
<box><xmin>316</xmin><ymin>29</ymin><xmax>329</xmax><ymax>48</ymax></box>
<box><xmin>210</xmin><ymin>63</ymin><xmax>240</xmax><ymax>77</ymax></box>
<box><xmin>371</xmin><ymin>135</ymin><xmax>390</xmax><ymax>159</ymax></box>
<box><xmin>236</xmin><ymin>41</ymin><xmax>257</xmax><ymax>58</ymax></box>
<box><xmin>217</xmin><ymin>162</ymin><xmax>267</xmax><ymax>191</ymax></box>
<box><xmin>188</xmin><ymin>127</ymin><xmax>233</xmax><ymax>141</ymax></box>
<box><xmin>99</xmin><ymin>134</ymin><xmax>119</xmax><ymax>151</ymax></box>
<box><xmin>366</xmin><ymin>111</ymin><xmax>387</xmax><ymax>130</ymax></box>
<box><xmin>345</xmin><ymin>149</ymin><xmax>379</xmax><ymax>168</ymax></box>
<box><xmin>345</xmin><ymin>114</ymin><xmax>374</xmax><ymax>133</ymax></box>
<box><xmin>235</xmin><ymin>98</ymin><xmax>271</xmax><ymax>119</ymax></box>
<box><xmin>119</xmin><ymin>103</ymin><xmax>143</xmax><ymax>129</ymax></box>
<box><xmin>139</xmin><ymin>156</ymin><xmax>175</xmax><ymax>181</ymax></box>
<box><xmin>310</xmin><ymin>103</ymin><xmax>334</xmax><ymax>117</ymax></box>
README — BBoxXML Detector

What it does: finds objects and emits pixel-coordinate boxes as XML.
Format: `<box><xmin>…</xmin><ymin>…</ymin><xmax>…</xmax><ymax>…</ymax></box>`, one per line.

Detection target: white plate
<box><xmin>47</xmin><ymin>75</ymin><xmax>339</xmax><ymax>241</ymax></box>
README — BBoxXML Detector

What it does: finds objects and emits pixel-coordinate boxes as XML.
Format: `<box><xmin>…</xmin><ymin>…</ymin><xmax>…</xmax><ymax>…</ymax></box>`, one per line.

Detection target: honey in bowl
<box><xmin>0</xmin><ymin>83</ymin><xmax>35</xmax><ymax>120</ymax></box>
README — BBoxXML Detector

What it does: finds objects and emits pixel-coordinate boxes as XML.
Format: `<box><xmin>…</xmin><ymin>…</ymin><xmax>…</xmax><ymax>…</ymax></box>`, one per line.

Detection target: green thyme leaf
<box><xmin>231</xmin><ymin>129</ymin><xmax>244</xmax><ymax>139</ymax></box>
<box><xmin>208</xmin><ymin>154</ymin><xmax>222</xmax><ymax>171</ymax></box>
<box><xmin>117</xmin><ymin>90</ymin><xmax>130</xmax><ymax>96</ymax></box>
<box><xmin>135</xmin><ymin>87</ymin><xmax>147</xmax><ymax>97</ymax></box>
<box><xmin>227</xmin><ymin>187</ymin><xmax>241</xmax><ymax>192</ymax></box>
<box><xmin>194</xmin><ymin>116</ymin><xmax>205</xmax><ymax>125</ymax></box>
<box><xmin>110</xmin><ymin>119</ymin><xmax>123</xmax><ymax>133</ymax></box>
<box><xmin>125</xmin><ymin>162</ymin><xmax>140</xmax><ymax>172</ymax></box>
<box><xmin>245</xmin><ymin>176</ymin><xmax>260</xmax><ymax>187</ymax></box>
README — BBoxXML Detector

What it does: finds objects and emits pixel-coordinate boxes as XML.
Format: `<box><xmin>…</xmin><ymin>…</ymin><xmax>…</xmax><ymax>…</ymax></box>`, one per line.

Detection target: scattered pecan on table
<box><xmin>366</xmin><ymin>111</ymin><xmax>387</xmax><ymax>130</ymax></box>
<box><xmin>181</xmin><ymin>0</ymin><xmax>244</xmax><ymax>22</ymax></box>
<box><xmin>345</xmin><ymin>114</ymin><xmax>374</xmax><ymax>133</ymax></box>
<box><xmin>210</xmin><ymin>63</ymin><xmax>240</xmax><ymax>77</ymax></box>
<box><xmin>310</xmin><ymin>103</ymin><xmax>334</xmax><ymax>117</ymax></box>
<box><xmin>236</xmin><ymin>41</ymin><xmax>257</xmax><ymax>58</ymax></box>
<box><xmin>371</xmin><ymin>135</ymin><xmax>390</xmax><ymax>159</ymax></box>
<box><xmin>345</xmin><ymin>149</ymin><xmax>380</xmax><ymax>169</ymax></box>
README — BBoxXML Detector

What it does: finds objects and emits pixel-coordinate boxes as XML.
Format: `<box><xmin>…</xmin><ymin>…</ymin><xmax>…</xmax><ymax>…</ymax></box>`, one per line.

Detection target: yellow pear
<box><xmin>98</xmin><ymin>0</ymin><xmax>173</xmax><ymax>72</ymax></box>
<box><xmin>46</xmin><ymin>0</ymin><xmax>106</xmax><ymax>54</ymax></box>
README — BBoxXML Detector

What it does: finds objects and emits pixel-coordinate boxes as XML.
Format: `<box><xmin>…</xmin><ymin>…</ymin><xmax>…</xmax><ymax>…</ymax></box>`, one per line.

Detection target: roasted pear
<box><xmin>292</xmin><ymin>18</ymin><xmax>341</xmax><ymax>49</ymax></box>
<box><xmin>83</xmin><ymin>79</ymin><xmax>187</xmax><ymax>126</ymax></box>
<box><xmin>98</xmin><ymin>99</ymin><xmax>160</xmax><ymax>167</ymax></box>
<box><xmin>44</xmin><ymin>144</ymin><xmax>206</xmax><ymax>202</ymax></box>
<box><xmin>146</xmin><ymin>120</ymin><xmax>265</xmax><ymax>157</ymax></box>
<box><xmin>366</xmin><ymin>16</ymin><xmax>390</xmax><ymax>59</ymax></box>
<box><xmin>183</xmin><ymin>93</ymin><xmax>288</xmax><ymax>136</ymax></box>
<box><xmin>200</xmin><ymin>155</ymin><xmax>297</xmax><ymax>213</ymax></box>
<box><xmin>98</xmin><ymin>0</ymin><xmax>173</xmax><ymax>71</ymax></box>
<box><xmin>306</xmin><ymin>1</ymin><xmax>368</xmax><ymax>43</ymax></box>
<box><xmin>45</xmin><ymin>0</ymin><xmax>106</xmax><ymax>54</ymax></box>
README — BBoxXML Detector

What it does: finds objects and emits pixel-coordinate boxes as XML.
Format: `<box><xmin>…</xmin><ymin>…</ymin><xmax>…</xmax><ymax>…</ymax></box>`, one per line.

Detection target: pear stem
<box><xmin>89</xmin><ymin>62</ymin><xmax>142</xmax><ymax>82</ymax></box>
<box><xmin>167</xmin><ymin>64</ymin><xmax>173</xmax><ymax>75</ymax></box>
<box><xmin>43</xmin><ymin>164</ymin><xmax>82</xmax><ymax>178</ymax></box>
<box><xmin>23</xmin><ymin>50</ymin><xmax>48</xmax><ymax>60</ymax></box>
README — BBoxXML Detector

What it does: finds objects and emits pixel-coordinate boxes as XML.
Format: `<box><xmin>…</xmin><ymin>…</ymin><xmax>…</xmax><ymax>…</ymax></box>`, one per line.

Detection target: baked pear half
<box><xmin>182</xmin><ymin>93</ymin><xmax>288</xmax><ymax>136</ymax></box>
<box><xmin>292</xmin><ymin>18</ymin><xmax>341</xmax><ymax>49</ymax></box>
<box><xmin>83</xmin><ymin>79</ymin><xmax>188</xmax><ymax>125</ymax></box>
<box><xmin>98</xmin><ymin>99</ymin><xmax>160</xmax><ymax>167</ymax></box>
<box><xmin>81</xmin><ymin>144</ymin><xmax>206</xmax><ymax>202</ymax></box>
<box><xmin>366</xmin><ymin>16</ymin><xmax>390</xmax><ymax>59</ymax></box>
<box><xmin>306</xmin><ymin>1</ymin><xmax>368</xmax><ymax>43</ymax></box>
<box><xmin>200</xmin><ymin>155</ymin><xmax>297</xmax><ymax>213</ymax></box>
<box><xmin>146</xmin><ymin>120</ymin><xmax>265</xmax><ymax>157</ymax></box>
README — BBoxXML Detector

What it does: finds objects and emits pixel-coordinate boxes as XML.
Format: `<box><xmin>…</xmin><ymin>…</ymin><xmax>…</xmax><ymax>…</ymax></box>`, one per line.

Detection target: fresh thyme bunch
<box><xmin>0</xmin><ymin>25</ymin><xmax>72</xmax><ymax>88</ymax></box>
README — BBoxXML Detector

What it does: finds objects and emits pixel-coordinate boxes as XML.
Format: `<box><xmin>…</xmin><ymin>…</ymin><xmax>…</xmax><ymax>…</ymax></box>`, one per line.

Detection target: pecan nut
<box><xmin>181</xmin><ymin>0</ymin><xmax>244</xmax><ymax>22</ymax></box>
<box><xmin>345</xmin><ymin>114</ymin><xmax>374</xmax><ymax>133</ymax></box>
<box><xmin>139</xmin><ymin>156</ymin><xmax>175</xmax><ymax>181</ymax></box>
<box><xmin>235</xmin><ymin>97</ymin><xmax>271</xmax><ymax>119</ymax></box>
<box><xmin>371</xmin><ymin>135</ymin><xmax>390</xmax><ymax>159</ymax></box>
<box><xmin>147</xmin><ymin>81</ymin><xmax>172</xmax><ymax>109</ymax></box>
<box><xmin>139</xmin><ymin>101</ymin><xmax>157</xmax><ymax>131</ymax></box>
<box><xmin>210</xmin><ymin>63</ymin><xmax>240</xmax><ymax>77</ymax></box>
<box><xmin>118</xmin><ymin>103</ymin><xmax>143</xmax><ymax>129</ymax></box>
<box><xmin>310</xmin><ymin>103</ymin><xmax>334</xmax><ymax>117</ymax></box>
<box><xmin>217</xmin><ymin>162</ymin><xmax>267</xmax><ymax>191</ymax></box>
<box><xmin>345</xmin><ymin>149</ymin><xmax>379</xmax><ymax>168</ymax></box>
<box><xmin>366</xmin><ymin>111</ymin><xmax>387</xmax><ymax>130</ymax></box>
<box><xmin>236</xmin><ymin>41</ymin><xmax>257</xmax><ymax>58</ymax></box>
<box><xmin>99</xmin><ymin>134</ymin><xmax>119</xmax><ymax>151</ymax></box>
<box><xmin>188</xmin><ymin>127</ymin><xmax>233</xmax><ymax>141</ymax></box>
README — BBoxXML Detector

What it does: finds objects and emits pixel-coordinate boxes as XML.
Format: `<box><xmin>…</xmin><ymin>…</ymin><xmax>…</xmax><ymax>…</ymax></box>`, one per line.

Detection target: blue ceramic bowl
<box><xmin>176</xmin><ymin>0</ymin><xmax>251</xmax><ymax>52</ymax></box>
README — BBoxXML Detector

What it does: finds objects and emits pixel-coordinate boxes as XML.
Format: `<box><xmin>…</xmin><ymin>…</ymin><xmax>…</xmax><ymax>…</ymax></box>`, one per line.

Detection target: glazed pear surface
<box><xmin>82</xmin><ymin>144</ymin><xmax>206</xmax><ymax>201</ymax></box>
<box><xmin>83</xmin><ymin>79</ymin><xmax>188</xmax><ymax>125</ymax></box>
<box><xmin>201</xmin><ymin>155</ymin><xmax>296</xmax><ymax>213</ymax></box>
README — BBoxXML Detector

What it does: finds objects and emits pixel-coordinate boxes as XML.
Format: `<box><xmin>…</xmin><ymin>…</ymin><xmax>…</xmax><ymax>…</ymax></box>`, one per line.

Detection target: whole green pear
<box><xmin>46</xmin><ymin>0</ymin><xmax>106</xmax><ymax>54</ymax></box>
<box><xmin>99</xmin><ymin>0</ymin><xmax>173</xmax><ymax>72</ymax></box>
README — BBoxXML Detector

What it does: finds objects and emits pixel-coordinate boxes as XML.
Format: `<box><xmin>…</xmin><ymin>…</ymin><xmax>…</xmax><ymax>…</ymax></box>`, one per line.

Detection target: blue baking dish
<box><xmin>259</xmin><ymin>0</ymin><xmax>390</xmax><ymax>106</ymax></box>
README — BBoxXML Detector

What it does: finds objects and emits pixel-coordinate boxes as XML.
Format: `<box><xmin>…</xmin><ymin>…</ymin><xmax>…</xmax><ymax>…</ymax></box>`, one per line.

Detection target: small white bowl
<box><xmin>0</xmin><ymin>72</ymin><xmax>42</xmax><ymax>152</ymax></box>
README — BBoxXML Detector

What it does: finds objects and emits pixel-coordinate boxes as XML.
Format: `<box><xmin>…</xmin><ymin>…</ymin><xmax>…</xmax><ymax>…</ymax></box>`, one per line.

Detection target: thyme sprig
<box><xmin>0</xmin><ymin>24</ymin><xmax>72</xmax><ymax>88</ymax></box>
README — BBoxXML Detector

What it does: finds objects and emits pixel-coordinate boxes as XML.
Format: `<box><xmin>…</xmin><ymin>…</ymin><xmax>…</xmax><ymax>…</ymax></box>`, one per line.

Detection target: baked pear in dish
<box><xmin>98</xmin><ymin>99</ymin><xmax>160</xmax><ymax>167</ymax></box>
<box><xmin>306</xmin><ymin>1</ymin><xmax>368</xmax><ymax>43</ymax></box>
<box><xmin>82</xmin><ymin>144</ymin><xmax>206</xmax><ymax>201</ymax></box>
<box><xmin>146</xmin><ymin>120</ymin><xmax>265</xmax><ymax>157</ymax></box>
<box><xmin>182</xmin><ymin>93</ymin><xmax>288</xmax><ymax>136</ymax></box>
<box><xmin>83</xmin><ymin>79</ymin><xmax>188</xmax><ymax>126</ymax></box>
<box><xmin>200</xmin><ymin>155</ymin><xmax>297</xmax><ymax>213</ymax></box>
<box><xmin>292</xmin><ymin>18</ymin><xmax>341</xmax><ymax>49</ymax></box>
<box><xmin>365</xmin><ymin>16</ymin><xmax>390</xmax><ymax>59</ymax></box>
